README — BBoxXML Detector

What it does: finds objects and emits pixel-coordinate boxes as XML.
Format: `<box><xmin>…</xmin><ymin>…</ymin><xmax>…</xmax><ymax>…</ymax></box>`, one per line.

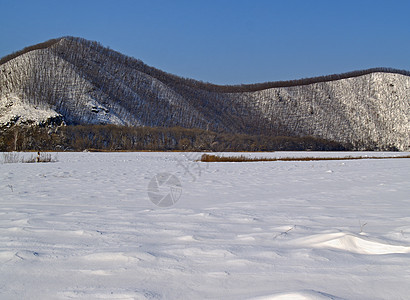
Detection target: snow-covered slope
<box><xmin>1</xmin><ymin>37</ymin><xmax>409</xmax><ymax>150</ymax></box>
<box><xmin>0</xmin><ymin>94</ymin><xmax>63</xmax><ymax>127</ymax></box>
<box><xmin>1</xmin><ymin>152</ymin><xmax>410</xmax><ymax>299</ymax></box>
<box><xmin>235</xmin><ymin>72</ymin><xmax>410</xmax><ymax>150</ymax></box>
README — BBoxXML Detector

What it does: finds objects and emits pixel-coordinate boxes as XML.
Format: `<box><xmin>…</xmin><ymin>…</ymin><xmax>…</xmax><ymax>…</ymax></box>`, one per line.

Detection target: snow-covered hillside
<box><xmin>236</xmin><ymin>72</ymin><xmax>410</xmax><ymax>151</ymax></box>
<box><xmin>0</xmin><ymin>94</ymin><xmax>63</xmax><ymax>127</ymax></box>
<box><xmin>1</xmin><ymin>152</ymin><xmax>410</xmax><ymax>299</ymax></box>
<box><xmin>0</xmin><ymin>37</ymin><xmax>409</xmax><ymax>150</ymax></box>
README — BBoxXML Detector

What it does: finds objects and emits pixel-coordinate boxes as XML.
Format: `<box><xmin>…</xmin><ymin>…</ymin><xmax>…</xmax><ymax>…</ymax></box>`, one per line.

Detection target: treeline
<box><xmin>0</xmin><ymin>125</ymin><xmax>351</xmax><ymax>152</ymax></box>
<box><xmin>6</xmin><ymin>36</ymin><xmax>407</xmax><ymax>94</ymax></box>
<box><xmin>214</xmin><ymin>67</ymin><xmax>410</xmax><ymax>93</ymax></box>
<box><xmin>58</xmin><ymin>37</ymin><xmax>410</xmax><ymax>93</ymax></box>
<box><xmin>0</xmin><ymin>38</ymin><xmax>61</xmax><ymax>66</ymax></box>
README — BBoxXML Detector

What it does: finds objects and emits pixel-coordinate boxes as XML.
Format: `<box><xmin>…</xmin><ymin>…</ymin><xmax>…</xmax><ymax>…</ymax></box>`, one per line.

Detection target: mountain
<box><xmin>0</xmin><ymin>37</ymin><xmax>409</xmax><ymax>150</ymax></box>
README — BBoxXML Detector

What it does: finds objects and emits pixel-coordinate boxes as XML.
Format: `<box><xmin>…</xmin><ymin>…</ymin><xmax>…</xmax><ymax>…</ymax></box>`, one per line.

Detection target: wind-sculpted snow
<box><xmin>1</xmin><ymin>152</ymin><xmax>410</xmax><ymax>298</ymax></box>
<box><xmin>1</xmin><ymin>37</ymin><xmax>409</xmax><ymax>150</ymax></box>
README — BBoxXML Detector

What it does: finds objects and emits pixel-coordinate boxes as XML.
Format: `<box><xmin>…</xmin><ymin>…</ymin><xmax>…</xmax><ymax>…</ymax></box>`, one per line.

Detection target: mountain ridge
<box><xmin>1</xmin><ymin>37</ymin><xmax>409</xmax><ymax>150</ymax></box>
<box><xmin>2</xmin><ymin>36</ymin><xmax>410</xmax><ymax>91</ymax></box>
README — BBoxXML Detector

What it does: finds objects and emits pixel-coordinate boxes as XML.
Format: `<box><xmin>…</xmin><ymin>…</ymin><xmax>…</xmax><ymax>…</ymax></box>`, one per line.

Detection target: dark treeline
<box><xmin>215</xmin><ymin>67</ymin><xmax>410</xmax><ymax>93</ymax></box>
<box><xmin>0</xmin><ymin>125</ymin><xmax>351</xmax><ymax>152</ymax></box>
<box><xmin>0</xmin><ymin>38</ymin><xmax>62</xmax><ymax>66</ymax></box>
<box><xmin>60</xmin><ymin>37</ymin><xmax>410</xmax><ymax>93</ymax></box>
<box><xmin>2</xmin><ymin>36</ymin><xmax>409</xmax><ymax>94</ymax></box>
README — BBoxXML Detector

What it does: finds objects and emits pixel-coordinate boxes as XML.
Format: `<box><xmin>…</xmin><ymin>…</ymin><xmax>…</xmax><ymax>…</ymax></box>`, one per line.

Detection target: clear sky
<box><xmin>1</xmin><ymin>0</ymin><xmax>409</xmax><ymax>84</ymax></box>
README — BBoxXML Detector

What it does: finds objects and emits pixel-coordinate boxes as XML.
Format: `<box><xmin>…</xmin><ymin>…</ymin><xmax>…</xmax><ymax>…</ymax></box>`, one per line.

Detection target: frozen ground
<box><xmin>0</xmin><ymin>152</ymin><xmax>410</xmax><ymax>299</ymax></box>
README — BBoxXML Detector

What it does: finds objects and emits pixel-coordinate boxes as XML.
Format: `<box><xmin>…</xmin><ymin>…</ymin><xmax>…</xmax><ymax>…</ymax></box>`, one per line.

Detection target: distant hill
<box><xmin>1</xmin><ymin>37</ymin><xmax>409</xmax><ymax>150</ymax></box>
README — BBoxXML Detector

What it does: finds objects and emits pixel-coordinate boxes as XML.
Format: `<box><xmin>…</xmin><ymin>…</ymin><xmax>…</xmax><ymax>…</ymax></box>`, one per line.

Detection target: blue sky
<box><xmin>1</xmin><ymin>0</ymin><xmax>409</xmax><ymax>84</ymax></box>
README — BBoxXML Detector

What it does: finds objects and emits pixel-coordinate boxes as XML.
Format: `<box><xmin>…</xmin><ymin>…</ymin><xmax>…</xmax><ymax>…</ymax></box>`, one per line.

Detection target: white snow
<box><xmin>0</xmin><ymin>94</ymin><xmax>61</xmax><ymax>127</ymax></box>
<box><xmin>1</xmin><ymin>152</ymin><xmax>410</xmax><ymax>299</ymax></box>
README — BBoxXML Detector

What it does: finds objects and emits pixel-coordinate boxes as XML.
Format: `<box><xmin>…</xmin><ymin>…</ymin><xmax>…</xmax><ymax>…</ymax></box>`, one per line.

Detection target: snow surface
<box><xmin>0</xmin><ymin>94</ymin><xmax>61</xmax><ymax>127</ymax></box>
<box><xmin>1</xmin><ymin>152</ymin><xmax>410</xmax><ymax>299</ymax></box>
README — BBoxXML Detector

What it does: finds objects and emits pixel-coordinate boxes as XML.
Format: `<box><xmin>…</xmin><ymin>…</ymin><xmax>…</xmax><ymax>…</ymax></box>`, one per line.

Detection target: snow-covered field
<box><xmin>1</xmin><ymin>152</ymin><xmax>410</xmax><ymax>299</ymax></box>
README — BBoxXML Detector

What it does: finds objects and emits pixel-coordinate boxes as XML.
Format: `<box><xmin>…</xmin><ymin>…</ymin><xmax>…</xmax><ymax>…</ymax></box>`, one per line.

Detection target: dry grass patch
<box><xmin>2</xmin><ymin>152</ymin><xmax>57</xmax><ymax>163</ymax></box>
<box><xmin>200</xmin><ymin>153</ymin><xmax>410</xmax><ymax>162</ymax></box>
